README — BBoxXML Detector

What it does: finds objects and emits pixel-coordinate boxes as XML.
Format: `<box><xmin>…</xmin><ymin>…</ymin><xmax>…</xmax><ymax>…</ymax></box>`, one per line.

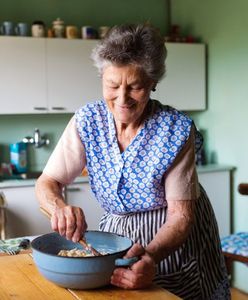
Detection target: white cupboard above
<box><xmin>0</xmin><ymin>37</ymin><xmax>101</xmax><ymax>114</ymax></box>
<box><xmin>153</xmin><ymin>43</ymin><xmax>206</xmax><ymax>111</ymax></box>
<box><xmin>0</xmin><ymin>37</ymin><xmax>206</xmax><ymax>114</ymax></box>
<box><xmin>46</xmin><ymin>39</ymin><xmax>102</xmax><ymax>113</ymax></box>
<box><xmin>0</xmin><ymin>37</ymin><xmax>47</xmax><ymax>114</ymax></box>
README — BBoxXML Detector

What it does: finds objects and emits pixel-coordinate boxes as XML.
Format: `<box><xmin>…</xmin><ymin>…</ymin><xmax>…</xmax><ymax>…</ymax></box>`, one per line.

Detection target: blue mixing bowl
<box><xmin>31</xmin><ymin>231</ymin><xmax>137</xmax><ymax>289</ymax></box>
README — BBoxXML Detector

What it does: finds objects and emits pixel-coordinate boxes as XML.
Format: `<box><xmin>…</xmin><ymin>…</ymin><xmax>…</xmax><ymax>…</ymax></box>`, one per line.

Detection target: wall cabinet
<box><xmin>0</xmin><ymin>37</ymin><xmax>101</xmax><ymax>114</ymax></box>
<box><xmin>46</xmin><ymin>39</ymin><xmax>102</xmax><ymax>113</ymax></box>
<box><xmin>0</xmin><ymin>37</ymin><xmax>47</xmax><ymax>114</ymax></box>
<box><xmin>0</xmin><ymin>37</ymin><xmax>206</xmax><ymax>114</ymax></box>
<box><xmin>197</xmin><ymin>165</ymin><xmax>233</xmax><ymax>238</ymax></box>
<box><xmin>153</xmin><ymin>43</ymin><xmax>206</xmax><ymax>111</ymax></box>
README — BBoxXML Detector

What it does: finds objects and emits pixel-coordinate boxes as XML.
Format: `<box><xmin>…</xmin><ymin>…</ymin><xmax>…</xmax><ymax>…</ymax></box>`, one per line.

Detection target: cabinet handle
<box><xmin>33</xmin><ymin>107</ymin><xmax>48</xmax><ymax>111</ymax></box>
<box><xmin>66</xmin><ymin>187</ymin><xmax>82</xmax><ymax>192</ymax></box>
<box><xmin>51</xmin><ymin>107</ymin><xmax>66</xmax><ymax>111</ymax></box>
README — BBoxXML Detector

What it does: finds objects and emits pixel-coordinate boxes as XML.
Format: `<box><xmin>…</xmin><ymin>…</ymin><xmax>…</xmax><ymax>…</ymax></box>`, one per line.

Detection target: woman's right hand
<box><xmin>35</xmin><ymin>174</ymin><xmax>87</xmax><ymax>242</ymax></box>
<box><xmin>51</xmin><ymin>205</ymin><xmax>87</xmax><ymax>242</ymax></box>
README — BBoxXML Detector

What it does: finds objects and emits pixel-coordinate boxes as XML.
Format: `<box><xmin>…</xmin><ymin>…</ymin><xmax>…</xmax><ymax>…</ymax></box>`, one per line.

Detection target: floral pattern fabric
<box><xmin>75</xmin><ymin>99</ymin><xmax>192</xmax><ymax>214</ymax></box>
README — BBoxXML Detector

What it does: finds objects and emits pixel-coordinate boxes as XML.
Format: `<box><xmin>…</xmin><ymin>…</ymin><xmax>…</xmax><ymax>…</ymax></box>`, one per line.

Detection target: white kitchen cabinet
<box><xmin>66</xmin><ymin>182</ymin><xmax>105</xmax><ymax>230</ymax></box>
<box><xmin>0</xmin><ymin>37</ymin><xmax>101</xmax><ymax>114</ymax></box>
<box><xmin>197</xmin><ymin>165</ymin><xmax>234</xmax><ymax>238</ymax></box>
<box><xmin>153</xmin><ymin>43</ymin><xmax>206</xmax><ymax>111</ymax></box>
<box><xmin>0</xmin><ymin>37</ymin><xmax>47</xmax><ymax>114</ymax></box>
<box><xmin>2</xmin><ymin>185</ymin><xmax>51</xmax><ymax>238</ymax></box>
<box><xmin>0</xmin><ymin>38</ymin><xmax>206</xmax><ymax>114</ymax></box>
<box><xmin>46</xmin><ymin>39</ymin><xmax>102</xmax><ymax>113</ymax></box>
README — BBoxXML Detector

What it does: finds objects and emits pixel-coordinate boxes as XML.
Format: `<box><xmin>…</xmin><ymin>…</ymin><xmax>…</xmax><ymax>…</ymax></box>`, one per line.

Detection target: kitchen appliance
<box><xmin>31</xmin><ymin>231</ymin><xmax>138</xmax><ymax>289</ymax></box>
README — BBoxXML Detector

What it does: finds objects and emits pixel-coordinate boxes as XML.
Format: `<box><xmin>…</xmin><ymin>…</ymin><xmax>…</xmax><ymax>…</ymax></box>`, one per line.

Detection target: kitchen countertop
<box><xmin>0</xmin><ymin>253</ymin><xmax>181</xmax><ymax>300</ymax></box>
<box><xmin>0</xmin><ymin>164</ymin><xmax>235</xmax><ymax>189</ymax></box>
<box><xmin>196</xmin><ymin>164</ymin><xmax>235</xmax><ymax>174</ymax></box>
<box><xmin>0</xmin><ymin>175</ymin><xmax>89</xmax><ymax>188</ymax></box>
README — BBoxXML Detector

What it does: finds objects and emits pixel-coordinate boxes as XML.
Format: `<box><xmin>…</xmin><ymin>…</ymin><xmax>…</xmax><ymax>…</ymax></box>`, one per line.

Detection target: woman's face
<box><xmin>102</xmin><ymin>64</ymin><xmax>155</xmax><ymax>126</ymax></box>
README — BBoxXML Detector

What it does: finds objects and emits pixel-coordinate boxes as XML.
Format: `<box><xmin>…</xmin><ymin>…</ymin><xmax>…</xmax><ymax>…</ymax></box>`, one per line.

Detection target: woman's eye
<box><xmin>131</xmin><ymin>86</ymin><xmax>142</xmax><ymax>91</ymax></box>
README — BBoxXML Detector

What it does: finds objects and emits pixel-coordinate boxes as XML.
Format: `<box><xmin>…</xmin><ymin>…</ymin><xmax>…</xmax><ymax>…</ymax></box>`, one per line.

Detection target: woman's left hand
<box><xmin>111</xmin><ymin>243</ymin><xmax>156</xmax><ymax>289</ymax></box>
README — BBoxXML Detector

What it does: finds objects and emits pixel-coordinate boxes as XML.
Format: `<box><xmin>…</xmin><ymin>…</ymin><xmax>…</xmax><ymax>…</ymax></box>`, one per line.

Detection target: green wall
<box><xmin>0</xmin><ymin>114</ymin><xmax>72</xmax><ymax>171</ymax></box>
<box><xmin>0</xmin><ymin>0</ymin><xmax>169</xmax><ymax>171</ymax></box>
<box><xmin>172</xmin><ymin>0</ymin><xmax>248</xmax><ymax>292</ymax></box>
<box><xmin>0</xmin><ymin>0</ymin><xmax>169</xmax><ymax>35</ymax></box>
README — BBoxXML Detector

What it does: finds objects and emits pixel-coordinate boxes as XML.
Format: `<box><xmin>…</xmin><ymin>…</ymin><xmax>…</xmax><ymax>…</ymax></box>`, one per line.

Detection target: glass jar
<box><xmin>52</xmin><ymin>18</ymin><xmax>65</xmax><ymax>38</ymax></box>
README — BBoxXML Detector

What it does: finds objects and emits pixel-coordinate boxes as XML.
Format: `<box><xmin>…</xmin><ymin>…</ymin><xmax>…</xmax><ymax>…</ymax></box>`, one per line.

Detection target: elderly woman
<box><xmin>36</xmin><ymin>24</ymin><xmax>230</xmax><ymax>299</ymax></box>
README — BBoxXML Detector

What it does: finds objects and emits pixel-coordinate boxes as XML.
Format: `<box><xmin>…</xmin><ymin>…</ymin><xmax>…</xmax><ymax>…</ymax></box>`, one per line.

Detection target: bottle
<box><xmin>9</xmin><ymin>142</ymin><xmax>27</xmax><ymax>174</ymax></box>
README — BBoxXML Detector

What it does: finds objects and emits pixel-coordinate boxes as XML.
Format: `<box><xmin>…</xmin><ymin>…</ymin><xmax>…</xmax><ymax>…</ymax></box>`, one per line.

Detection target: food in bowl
<box><xmin>58</xmin><ymin>247</ymin><xmax>107</xmax><ymax>257</ymax></box>
<box><xmin>58</xmin><ymin>247</ymin><xmax>93</xmax><ymax>257</ymax></box>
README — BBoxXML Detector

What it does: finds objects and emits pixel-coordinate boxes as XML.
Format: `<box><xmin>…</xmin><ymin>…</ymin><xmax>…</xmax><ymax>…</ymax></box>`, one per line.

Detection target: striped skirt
<box><xmin>99</xmin><ymin>185</ymin><xmax>231</xmax><ymax>300</ymax></box>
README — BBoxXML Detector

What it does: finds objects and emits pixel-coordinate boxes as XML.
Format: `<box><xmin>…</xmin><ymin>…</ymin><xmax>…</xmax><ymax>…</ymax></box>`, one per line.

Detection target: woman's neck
<box><xmin>115</xmin><ymin>122</ymin><xmax>141</xmax><ymax>152</ymax></box>
<box><xmin>114</xmin><ymin>100</ymin><xmax>153</xmax><ymax>152</ymax></box>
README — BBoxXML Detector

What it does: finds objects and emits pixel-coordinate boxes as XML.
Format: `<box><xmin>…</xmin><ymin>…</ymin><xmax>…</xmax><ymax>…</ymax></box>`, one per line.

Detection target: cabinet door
<box><xmin>0</xmin><ymin>37</ymin><xmax>47</xmax><ymax>114</ymax></box>
<box><xmin>66</xmin><ymin>182</ymin><xmax>105</xmax><ymax>230</ymax></box>
<box><xmin>153</xmin><ymin>43</ymin><xmax>206</xmax><ymax>111</ymax></box>
<box><xmin>3</xmin><ymin>185</ymin><xmax>51</xmax><ymax>238</ymax></box>
<box><xmin>46</xmin><ymin>39</ymin><xmax>102</xmax><ymax>113</ymax></box>
<box><xmin>198</xmin><ymin>171</ymin><xmax>231</xmax><ymax>238</ymax></box>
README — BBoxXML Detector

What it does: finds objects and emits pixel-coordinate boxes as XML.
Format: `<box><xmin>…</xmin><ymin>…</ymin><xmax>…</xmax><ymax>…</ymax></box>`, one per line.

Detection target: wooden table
<box><xmin>0</xmin><ymin>253</ymin><xmax>181</xmax><ymax>299</ymax></box>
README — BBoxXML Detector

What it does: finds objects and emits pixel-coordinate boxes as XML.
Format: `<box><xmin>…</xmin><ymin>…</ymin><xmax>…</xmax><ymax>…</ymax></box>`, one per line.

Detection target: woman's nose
<box><xmin>117</xmin><ymin>87</ymin><xmax>129</xmax><ymax>104</ymax></box>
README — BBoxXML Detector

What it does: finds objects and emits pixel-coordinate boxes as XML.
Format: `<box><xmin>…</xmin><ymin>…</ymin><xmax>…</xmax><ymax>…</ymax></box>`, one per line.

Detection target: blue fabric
<box><xmin>76</xmin><ymin>99</ymin><xmax>193</xmax><ymax>215</ymax></box>
<box><xmin>221</xmin><ymin>232</ymin><xmax>248</xmax><ymax>257</ymax></box>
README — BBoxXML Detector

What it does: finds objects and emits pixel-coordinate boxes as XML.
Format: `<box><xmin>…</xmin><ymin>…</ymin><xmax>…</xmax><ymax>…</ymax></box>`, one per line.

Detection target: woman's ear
<box><xmin>152</xmin><ymin>84</ymin><xmax>157</xmax><ymax>92</ymax></box>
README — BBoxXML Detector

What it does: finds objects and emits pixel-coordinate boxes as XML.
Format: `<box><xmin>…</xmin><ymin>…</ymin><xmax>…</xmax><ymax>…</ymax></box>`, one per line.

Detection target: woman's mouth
<box><xmin>116</xmin><ymin>103</ymin><xmax>134</xmax><ymax>110</ymax></box>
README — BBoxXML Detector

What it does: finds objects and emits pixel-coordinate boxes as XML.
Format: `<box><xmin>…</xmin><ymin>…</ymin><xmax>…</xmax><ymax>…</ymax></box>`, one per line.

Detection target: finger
<box><xmin>64</xmin><ymin>206</ymin><xmax>84</xmax><ymax>240</ymax></box>
<box><xmin>111</xmin><ymin>268</ymin><xmax>137</xmax><ymax>289</ymax></box>
<box><xmin>72</xmin><ymin>209</ymin><xmax>87</xmax><ymax>242</ymax></box>
<box><xmin>57</xmin><ymin>214</ymin><xmax>66</xmax><ymax>236</ymax></box>
<box><xmin>65</xmin><ymin>214</ymin><xmax>77</xmax><ymax>240</ymax></box>
<box><xmin>131</xmin><ymin>253</ymin><xmax>156</xmax><ymax>274</ymax></box>
<box><xmin>111</xmin><ymin>268</ymin><xmax>152</xmax><ymax>289</ymax></box>
<box><xmin>51</xmin><ymin>213</ymin><xmax>59</xmax><ymax>232</ymax></box>
<box><xmin>124</xmin><ymin>243</ymin><xmax>145</xmax><ymax>258</ymax></box>
<box><xmin>50</xmin><ymin>207</ymin><xmax>67</xmax><ymax>236</ymax></box>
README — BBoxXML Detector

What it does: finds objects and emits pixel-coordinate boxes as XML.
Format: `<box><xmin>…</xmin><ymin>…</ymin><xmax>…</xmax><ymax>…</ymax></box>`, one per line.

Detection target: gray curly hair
<box><xmin>91</xmin><ymin>23</ymin><xmax>167</xmax><ymax>83</ymax></box>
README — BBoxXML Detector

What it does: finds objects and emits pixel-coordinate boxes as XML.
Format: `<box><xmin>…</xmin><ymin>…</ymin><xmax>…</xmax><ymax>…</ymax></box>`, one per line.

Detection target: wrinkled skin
<box><xmin>111</xmin><ymin>243</ymin><xmax>156</xmax><ymax>289</ymax></box>
<box><xmin>51</xmin><ymin>205</ymin><xmax>87</xmax><ymax>242</ymax></box>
